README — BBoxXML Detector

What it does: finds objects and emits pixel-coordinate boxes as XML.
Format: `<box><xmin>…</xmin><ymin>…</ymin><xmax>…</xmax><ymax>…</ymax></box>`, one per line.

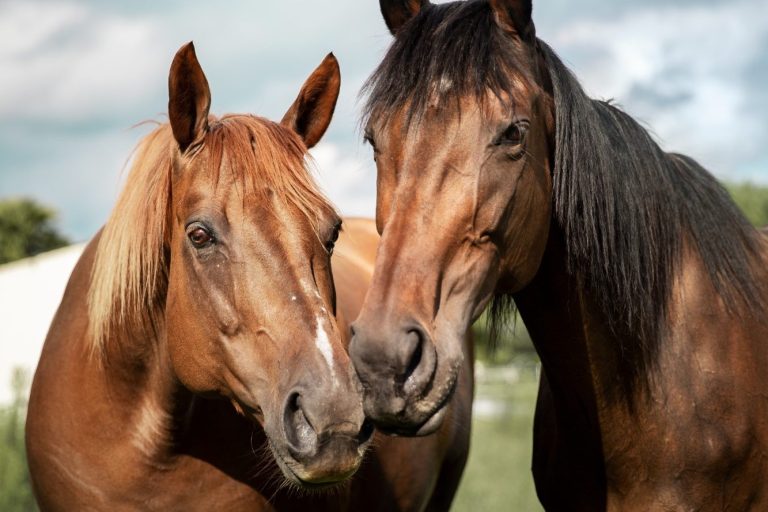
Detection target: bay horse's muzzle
<box><xmin>349</xmin><ymin>320</ymin><xmax>446</xmax><ymax>436</ymax></box>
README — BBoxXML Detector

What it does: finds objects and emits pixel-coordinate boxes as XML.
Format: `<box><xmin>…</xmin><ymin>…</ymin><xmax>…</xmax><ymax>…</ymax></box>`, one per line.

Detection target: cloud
<box><xmin>310</xmin><ymin>143</ymin><xmax>377</xmax><ymax>218</ymax></box>
<box><xmin>0</xmin><ymin>0</ymin><xmax>164</xmax><ymax>123</ymax></box>
<box><xmin>547</xmin><ymin>0</ymin><xmax>768</xmax><ymax>180</ymax></box>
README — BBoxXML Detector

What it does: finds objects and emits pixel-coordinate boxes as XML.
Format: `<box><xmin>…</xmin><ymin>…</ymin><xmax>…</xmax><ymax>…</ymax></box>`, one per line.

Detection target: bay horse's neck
<box><xmin>511</xmin><ymin>224</ymin><xmax>608</xmax><ymax>509</ymax></box>
<box><xmin>513</xmin><ymin>222</ymin><xmax>768</xmax><ymax>509</ymax></box>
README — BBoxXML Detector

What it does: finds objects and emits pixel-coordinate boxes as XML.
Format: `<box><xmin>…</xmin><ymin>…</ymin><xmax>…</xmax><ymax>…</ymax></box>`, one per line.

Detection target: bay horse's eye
<box><xmin>494</xmin><ymin>121</ymin><xmax>529</xmax><ymax>150</ymax></box>
<box><xmin>364</xmin><ymin>133</ymin><xmax>379</xmax><ymax>161</ymax></box>
<box><xmin>187</xmin><ymin>225</ymin><xmax>214</xmax><ymax>248</ymax></box>
<box><xmin>324</xmin><ymin>221</ymin><xmax>342</xmax><ymax>255</ymax></box>
<box><xmin>363</xmin><ymin>133</ymin><xmax>376</xmax><ymax>149</ymax></box>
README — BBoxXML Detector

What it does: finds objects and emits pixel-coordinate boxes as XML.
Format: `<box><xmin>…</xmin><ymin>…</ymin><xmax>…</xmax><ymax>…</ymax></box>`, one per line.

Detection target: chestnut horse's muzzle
<box><xmin>274</xmin><ymin>384</ymin><xmax>374</xmax><ymax>486</ymax></box>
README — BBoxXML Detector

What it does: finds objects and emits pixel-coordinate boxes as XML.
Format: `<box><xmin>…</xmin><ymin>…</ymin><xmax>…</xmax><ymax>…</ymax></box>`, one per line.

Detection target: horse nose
<box><xmin>349</xmin><ymin>321</ymin><xmax>438</xmax><ymax>406</ymax></box>
<box><xmin>283</xmin><ymin>391</ymin><xmax>318</xmax><ymax>458</ymax></box>
<box><xmin>281</xmin><ymin>388</ymin><xmax>372</xmax><ymax>483</ymax></box>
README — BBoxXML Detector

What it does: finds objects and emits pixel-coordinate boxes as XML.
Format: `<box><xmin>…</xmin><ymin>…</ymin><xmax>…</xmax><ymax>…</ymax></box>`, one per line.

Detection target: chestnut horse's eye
<box><xmin>187</xmin><ymin>225</ymin><xmax>213</xmax><ymax>248</ymax></box>
<box><xmin>325</xmin><ymin>221</ymin><xmax>342</xmax><ymax>255</ymax></box>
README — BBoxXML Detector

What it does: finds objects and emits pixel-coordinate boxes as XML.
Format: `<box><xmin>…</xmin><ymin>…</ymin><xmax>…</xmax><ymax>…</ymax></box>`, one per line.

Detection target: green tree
<box><xmin>0</xmin><ymin>198</ymin><xmax>70</xmax><ymax>265</ymax></box>
<box><xmin>726</xmin><ymin>182</ymin><xmax>768</xmax><ymax>227</ymax></box>
<box><xmin>0</xmin><ymin>368</ymin><xmax>37</xmax><ymax>511</ymax></box>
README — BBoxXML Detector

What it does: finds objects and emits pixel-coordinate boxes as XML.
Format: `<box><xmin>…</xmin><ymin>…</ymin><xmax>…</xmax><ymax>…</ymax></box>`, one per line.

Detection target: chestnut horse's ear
<box><xmin>380</xmin><ymin>0</ymin><xmax>430</xmax><ymax>35</ymax></box>
<box><xmin>489</xmin><ymin>0</ymin><xmax>534</xmax><ymax>40</ymax></box>
<box><xmin>168</xmin><ymin>42</ymin><xmax>211</xmax><ymax>153</ymax></box>
<box><xmin>281</xmin><ymin>53</ymin><xmax>341</xmax><ymax>149</ymax></box>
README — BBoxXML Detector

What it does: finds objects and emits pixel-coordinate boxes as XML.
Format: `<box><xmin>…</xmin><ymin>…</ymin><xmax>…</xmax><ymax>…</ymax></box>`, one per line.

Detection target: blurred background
<box><xmin>1</xmin><ymin>0</ymin><xmax>767</xmax><ymax>510</ymax></box>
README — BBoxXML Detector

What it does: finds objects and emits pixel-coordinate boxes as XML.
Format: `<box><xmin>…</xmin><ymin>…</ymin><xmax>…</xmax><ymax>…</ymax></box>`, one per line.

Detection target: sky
<box><xmin>1</xmin><ymin>0</ymin><xmax>767</xmax><ymax>242</ymax></box>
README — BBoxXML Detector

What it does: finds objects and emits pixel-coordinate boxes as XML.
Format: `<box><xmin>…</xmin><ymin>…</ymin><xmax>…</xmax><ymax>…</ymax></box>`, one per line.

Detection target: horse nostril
<box><xmin>402</xmin><ymin>329</ymin><xmax>424</xmax><ymax>383</ymax></box>
<box><xmin>401</xmin><ymin>327</ymin><xmax>437</xmax><ymax>397</ymax></box>
<box><xmin>283</xmin><ymin>391</ymin><xmax>318</xmax><ymax>457</ymax></box>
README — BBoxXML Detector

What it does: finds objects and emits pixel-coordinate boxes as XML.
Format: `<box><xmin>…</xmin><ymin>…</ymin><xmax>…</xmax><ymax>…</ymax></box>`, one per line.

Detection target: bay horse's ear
<box><xmin>380</xmin><ymin>0</ymin><xmax>430</xmax><ymax>35</ymax></box>
<box><xmin>489</xmin><ymin>0</ymin><xmax>534</xmax><ymax>40</ymax></box>
<box><xmin>168</xmin><ymin>42</ymin><xmax>211</xmax><ymax>153</ymax></box>
<box><xmin>281</xmin><ymin>53</ymin><xmax>340</xmax><ymax>149</ymax></box>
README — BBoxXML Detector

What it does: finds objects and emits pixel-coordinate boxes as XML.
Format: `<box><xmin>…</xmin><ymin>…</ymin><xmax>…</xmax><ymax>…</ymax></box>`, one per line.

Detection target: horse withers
<box><xmin>351</xmin><ymin>1</ymin><xmax>768</xmax><ymax>510</ymax></box>
<box><xmin>26</xmin><ymin>43</ymin><xmax>471</xmax><ymax>511</ymax></box>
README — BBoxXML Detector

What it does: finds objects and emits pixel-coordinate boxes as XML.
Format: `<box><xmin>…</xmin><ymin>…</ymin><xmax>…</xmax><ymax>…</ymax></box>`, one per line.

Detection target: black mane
<box><xmin>363</xmin><ymin>1</ymin><xmax>766</xmax><ymax>392</ymax></box>
<box><xmin>543</xmin><ymin>39</ymin><xmax>765</xmax><ymax>391</ymax></box>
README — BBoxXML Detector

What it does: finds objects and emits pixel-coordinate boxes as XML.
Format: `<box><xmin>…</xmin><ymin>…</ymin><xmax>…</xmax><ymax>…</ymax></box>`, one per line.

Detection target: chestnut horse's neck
<box><xmin>101</xmin><ymin>323</ymin><xmax>188</xmax><ymax>464</ymax></box>
<box><xmin>77</xmin><ymin>236</ymin><xmax>197</xmax><ymax>470</ymax></box>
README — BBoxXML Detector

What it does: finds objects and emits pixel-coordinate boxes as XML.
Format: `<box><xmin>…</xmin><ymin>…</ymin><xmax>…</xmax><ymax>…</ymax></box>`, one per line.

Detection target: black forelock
<box><xmin>362</xmin><ymin>0</ymin><xmax>536</xmax><ymax>128</ymax></box>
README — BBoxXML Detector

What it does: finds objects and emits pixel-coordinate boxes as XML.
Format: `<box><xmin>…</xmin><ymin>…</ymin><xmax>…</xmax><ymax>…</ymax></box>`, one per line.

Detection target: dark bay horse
<box><xmin>350</xmin><ymin>1</ymin><xmax>768</xmax><ymax>510</ymax></box>
<box><xmin>26</xmin><ymin>42</ymin><xmax>471</xmax><ymax>511</ymax></box>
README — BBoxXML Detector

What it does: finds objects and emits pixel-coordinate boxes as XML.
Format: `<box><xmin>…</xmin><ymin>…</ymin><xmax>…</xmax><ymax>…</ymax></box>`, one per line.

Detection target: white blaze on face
<box><xmin>315</xmin><ymin>315</ymin><xmax>338</xmax><ymax>387</ymax></box>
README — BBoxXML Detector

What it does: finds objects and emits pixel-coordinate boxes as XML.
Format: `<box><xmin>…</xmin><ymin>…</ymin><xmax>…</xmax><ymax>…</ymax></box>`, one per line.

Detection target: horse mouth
<box><xmin>266</xmin><ymin>418</ymin><xmax>374</xmax><ymax>491</ymax></box>
<box><xmin>279</xmin><ymin>457</ymin><xmax>360</xmax><ymax>490</ymax></box>
<box><xmin>377</xmin><ymin>400</ymin><xmax>451</xmax><ymax>437</ymax></box>
<box><xmin>371</xmin><ymin>369</ymin><xmax>459</xmax><ymax>437</ymax></box>
<box><xmin>269</xmin><ymin>442</ymin><xmax>366</xmax><ymax>491</ymax></box>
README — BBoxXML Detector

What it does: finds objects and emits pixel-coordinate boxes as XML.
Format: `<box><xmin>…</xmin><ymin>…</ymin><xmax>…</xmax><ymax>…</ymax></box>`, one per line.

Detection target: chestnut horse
<box><xmin>26</xmin><ymin>43</ymin><xmax>472</xmax><ymax>511</ymax></box>
<box><xmin>350</xmin><ymin>1</ymin><xmax>768</xmax><ymax>510</ymax></box>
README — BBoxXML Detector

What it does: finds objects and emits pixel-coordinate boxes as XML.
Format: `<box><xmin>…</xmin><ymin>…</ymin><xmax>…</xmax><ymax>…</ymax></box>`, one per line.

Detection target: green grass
<box><xmin>0</xmin><ymin>370</ymin><xmax>36</xmax><ymax>512</ymax></box>
<box><xmin>452</xmin><ymin>367</ymin><xmax>542</xmax><ymax>512</ymax></box>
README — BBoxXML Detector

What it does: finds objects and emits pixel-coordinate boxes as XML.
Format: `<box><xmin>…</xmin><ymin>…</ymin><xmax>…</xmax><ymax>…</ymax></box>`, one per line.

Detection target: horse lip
<box><xmin>270</xmin><ymin>440</ymin><xmax>364</xmax><ymax>489</ymax></box>
<box><xmin>377</xmin><ymin>398</ymin><xmax>452</xmax><ymax>437</ymax></box>
<box><xmin>373</xmin><ymin>375</ymin><xmax>457</xmax><ymax>437</ymax></box>
<box><xmin>280</xmin><ymin>459</ymin><xmax>358</xmax><ymax>489</ymax></box>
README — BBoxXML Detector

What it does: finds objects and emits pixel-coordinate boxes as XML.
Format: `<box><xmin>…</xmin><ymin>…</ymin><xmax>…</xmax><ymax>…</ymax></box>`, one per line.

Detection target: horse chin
<box><xmin>269</xmin><ymin>442</ymin><xmax>363</xmax><ymax>491</ymax></box>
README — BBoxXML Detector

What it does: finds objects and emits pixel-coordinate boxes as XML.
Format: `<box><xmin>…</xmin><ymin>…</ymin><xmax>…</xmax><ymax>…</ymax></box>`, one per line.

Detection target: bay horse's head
<box><xmin>350</xmin><ymin>0</ymin><xmax>553</xmax><ymax>434</ymax></box>
<box><xmin>91</xmin><ymin>43</ymin><xmax>371</xmax><ymax>486</ymax></box>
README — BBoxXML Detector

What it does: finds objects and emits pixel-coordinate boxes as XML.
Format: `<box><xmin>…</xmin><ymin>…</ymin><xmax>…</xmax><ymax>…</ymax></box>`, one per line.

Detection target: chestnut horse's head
<box><xmin>349</xmin><ymin>0</ymin><xmax>553</xmax><ymax>435</ymax></box>
<box><xmin>90</xmin><ymin>43</ymin><xmax>371</xmax><ymax>486</ymax></box>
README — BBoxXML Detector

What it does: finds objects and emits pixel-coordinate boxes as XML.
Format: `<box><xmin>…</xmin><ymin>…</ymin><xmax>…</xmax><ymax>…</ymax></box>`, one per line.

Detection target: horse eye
<box><xmin>364</xmin><ymin>134</ymin><xmax>379</xmax><ymax>161</ymax></box>
<box><xmin>187</xmin><ymin>226</ymin><xmax>213</xmax><ymax>248</ymax></box>
<box><xmin>324</xmin><ymin>222</ymin><xmax>342</xmax><ymax>255</ymax></box>
<box><xmin>495</xmin><ymin>121</ymin><xmax>529</xmax><ymax>147</ymax></box>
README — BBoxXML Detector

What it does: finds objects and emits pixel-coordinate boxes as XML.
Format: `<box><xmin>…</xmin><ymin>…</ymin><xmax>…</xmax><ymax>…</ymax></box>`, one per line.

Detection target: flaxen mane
<box><xmin>88</xmin><ymin>115</ymin><xmax>334</xmax><ymax>351</ymax></box>
<box><xmin>362</xmin><ymin>0</ymin><xmax>766</xmax><ymax>391</ymax></box>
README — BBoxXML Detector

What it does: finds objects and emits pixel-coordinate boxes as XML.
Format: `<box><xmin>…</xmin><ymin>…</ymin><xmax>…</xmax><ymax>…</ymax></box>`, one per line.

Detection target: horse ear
<box><xmin>489</xmin><ymin>0</ymin><xmax>534</xmax><ymax>40</ymax></box>
<box><xmin>168</xmin><ymin>42</ymin><xmax>211</xmax><ymax>153</ymax></box>
<box><xmin>380</xmin><ymin>0</ymin><xmax>430</xmax><ymax>35</ymax></box>
<box><xmin>281</xmin><ymin>53</ymin><xmax>341</xmax><ymax>149</ymax></box>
